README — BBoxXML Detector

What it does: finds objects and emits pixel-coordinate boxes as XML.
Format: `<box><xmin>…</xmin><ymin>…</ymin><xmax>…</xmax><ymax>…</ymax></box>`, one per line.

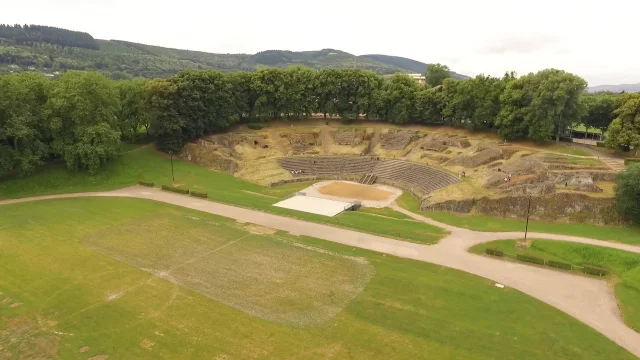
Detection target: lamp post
<box><xmin>169</xmin><ymin>151</ymin><xmax>175</xmax><ymax>183</ymax></box>
<box><xmin>524</xmin><ymin>195</ymin><xmax>532</xmax><ymax>240</ymax></box>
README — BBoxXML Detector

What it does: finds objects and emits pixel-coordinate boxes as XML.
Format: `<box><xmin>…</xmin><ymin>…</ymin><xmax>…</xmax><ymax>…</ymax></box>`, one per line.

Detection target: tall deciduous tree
<box><xmin>0</xmin><ymin>72</ymin><xmax>50</xmax><ymax>176</ymax></box>
<box><xmin>115</xmin><ymin>78</ymin><xmax>148</xmax><ymax>141</ymax></box>
<box><xmin>615</xmin><ymin>164</ymin><xmax>640</xmax><ymax>224</ymax></box>
<box><xmin>581</xmin><ymin>93</ymin><xmax>620</xmax><ymax>135</ymax></box>
<box><xmin>380</xmin><ymin>73</ymin><xmax>421</xmax><ymax>123</ymax></box>
<box><xmin>605</xmin><ymin>93</ymin><xmax>640</xmax><ymax>153</ymax></box>
<box><xmin>425</xmin><ymin>63</ymin><xmax>452</xmax><ymax>88</ymax></box>
<box><xmin>46</xmin><ymin>71</ymin><xmax>121</xmax><ymax>173</ymax></box>
<box><xmin>497</xmin><ymin>69</ymin><xmax>587</xmax><ymax>141</ymax></box>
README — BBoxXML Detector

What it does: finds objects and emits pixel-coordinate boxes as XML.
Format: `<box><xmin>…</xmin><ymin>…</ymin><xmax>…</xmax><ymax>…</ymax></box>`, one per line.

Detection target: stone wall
<box><xmin>421</xmin><ymin>193</ymin><xmax>622</xmax><ymax>225</ymax></box>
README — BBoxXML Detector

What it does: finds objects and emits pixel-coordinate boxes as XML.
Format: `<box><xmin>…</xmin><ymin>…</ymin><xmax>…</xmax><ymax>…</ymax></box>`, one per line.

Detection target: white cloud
<box><xmin>1</xmin><ymin>0</ymin><xmax>639</xmax><ymax>85</ymax></box>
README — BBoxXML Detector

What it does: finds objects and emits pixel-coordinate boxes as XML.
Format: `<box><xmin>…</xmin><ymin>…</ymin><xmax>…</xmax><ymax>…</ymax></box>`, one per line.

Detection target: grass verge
<box><xmin>470</xmin><ymin>239</ymin><xmax>640</xmax><ymax>332</ymax></box>
<box><xmin>394</xmin><ymin>192</ymin><xmax>640</xmax><ymax>244</ymax></box>
<box><xmin>0</xmin><ymin>147</ymin><xmax>446</xmax><ymax>244</ymax></box>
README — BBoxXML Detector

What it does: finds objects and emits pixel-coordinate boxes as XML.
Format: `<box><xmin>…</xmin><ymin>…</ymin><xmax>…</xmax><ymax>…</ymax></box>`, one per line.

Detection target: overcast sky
<box><xmin>2</xmin><ymin>0</ymin><xmax>638</xmax><ymax>85</ymax></box>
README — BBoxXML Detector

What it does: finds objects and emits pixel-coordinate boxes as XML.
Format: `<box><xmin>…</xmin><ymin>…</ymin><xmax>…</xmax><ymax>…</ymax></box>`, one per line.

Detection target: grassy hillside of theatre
<box><xmin>0</xmin><ymin>196</ymin><xmax>636</xmax><ymax>359</ymax></box>
<box><xmin>0</xmin><ymin>24</ymin><xmax>468</xmax><ymax>78</ymax></box>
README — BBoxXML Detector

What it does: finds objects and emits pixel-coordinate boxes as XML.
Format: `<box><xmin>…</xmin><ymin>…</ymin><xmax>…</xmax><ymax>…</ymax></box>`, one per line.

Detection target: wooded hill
<box><xmin>0</xmin><ymin>24</ymin><xmax>467</xmax><ymax>79</ymax></box>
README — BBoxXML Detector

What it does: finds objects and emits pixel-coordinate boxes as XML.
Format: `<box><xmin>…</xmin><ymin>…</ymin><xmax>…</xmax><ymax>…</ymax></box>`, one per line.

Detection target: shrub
<box><xmin>596</xmin><ymin>142</ymin><xmax>605</xmax><ymax>148</ymax></box>
<box><xmin>485</xmin><ymin>248</ymin><xmax>504</xmax><ymax>257</ymax></box>
<box><xmin>583</xmin><ymin>265</ymin><xmax>608</xmax><ymax>276</ymax></box>
<box><xmin>547</xmin><ymin>260</ymin><xmax>572</xmax><ymax>270</ymax></box>
<box><xmin>624</xmin><ymin>158</ymin><xmax>640</xmax><ymax>165</ymax></box>
<box><xmin>516</xmin><ymin>254</ymin><xmax>545</xmax><ymax>265</ymax></box>
<box><xmin>190</xmin><ymin>191</ymin><xmax>208</xmax><ymax>198</ymax></box>
<box><xmin>138</xmin><ymin>181</ymin><xmax>154</xmax><ymax>187</ymax></box>
<box><xmin>161</xmin><ymin>185</ymin><xmax>189</xmax><ymax>195</ymax></box>
<box><xmin>247</xmin><ymin>123</ymin><xmax>264</xmax><ymax>130</ymax></box>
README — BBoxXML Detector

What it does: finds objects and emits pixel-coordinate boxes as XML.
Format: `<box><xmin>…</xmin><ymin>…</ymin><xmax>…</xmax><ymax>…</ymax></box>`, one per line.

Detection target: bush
<box><xmin>583</xmin><ymin>265</ymin><xmax>608</xmax><ymax>276</ymax></box>
<box><xmin>547</xmin><ymin>260</ymin><xmax>572</xmax><ymax>270</ymax></box>
<box><xmin>624</xmin><ymin>158</ymin><xmax>640</xmax><ymax>165</ymax></box>
<box><xmin>485</xmin><ymin>248</ymin><xmax>504</xmax><ymax>257</ymax></box>
<box><xmin>596</xmin><ymin>142</ymin><xmax>605</xmax><ymax>148</ymax></box>
<box><xmin>615</xmin><ymin>163</ymin><xmax>640</xmax><ymax>224</ymax></box>
<box><xmin>190</xmin><ymin>191</ymin><xmax>208</xmax><ymax>198</ymax></box>
<box><xmin>161</xmin><ymin>185</ymin><xmax>189</xmax><ymax>195</ymax></box>
<box><xmin>247</xmin><ymin>123</ymin><xmax>264</xmax><ymax>130</ymax></box>
<box><xmin>516</xmin><ymin>254</ymin><xmax>545</xmax><ymax>265</ymax></box>
<box><xmin>138</xmin><ymin>181</ymin><xmax>154</xmax><ymax>187</ymax></box>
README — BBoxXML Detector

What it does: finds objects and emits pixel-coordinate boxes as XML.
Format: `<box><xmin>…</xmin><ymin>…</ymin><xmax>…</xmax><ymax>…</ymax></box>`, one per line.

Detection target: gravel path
<box><xmin>2</xmin><ymin>186</ymin><xmax>640</xmax><ymax>357</ymax></box>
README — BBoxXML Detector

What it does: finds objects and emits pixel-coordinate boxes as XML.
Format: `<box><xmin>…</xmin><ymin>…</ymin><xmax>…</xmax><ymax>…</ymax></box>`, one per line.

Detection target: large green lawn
<box><xmin>470</xmin><ymin>239</ymin><xmax>640</xmax><ymax>333</ymax></box>
<box><xmin>395</xmin><ymin>192</ymin><xmax>640</xmax><ymax>244</ymax></box>
<box><xmin>0</xmin><ymin>197</ymin><xmax>635</xmax><ymax>359</ymax></box>
<box><xmin>0</xmin><ymin>146</ymin><xmax>446</xmax><ymax>245</ymax></box>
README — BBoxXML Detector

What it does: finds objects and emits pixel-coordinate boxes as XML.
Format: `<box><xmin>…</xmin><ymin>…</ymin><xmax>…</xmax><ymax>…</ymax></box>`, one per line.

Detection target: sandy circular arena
<box><xmin>300</xmin><ymin>181</ymin><xmax>402</xmax><ymax>208</ymax></box>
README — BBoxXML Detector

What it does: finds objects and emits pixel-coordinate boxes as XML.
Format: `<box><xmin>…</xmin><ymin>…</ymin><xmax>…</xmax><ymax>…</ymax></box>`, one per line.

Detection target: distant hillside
<box><xmin>360</xmin><ymin>54</ymin><xmax>470</xmax><ymax>80</ymax></box>
<box><xmin>587</xmin><ymin>83</ymin><xmax>640</xmax><ymax>93</ymax></box>
<box><xmin>0</xmin><ymin>24</ymin><xmax>468</xmax><ymax>79</ymax></box>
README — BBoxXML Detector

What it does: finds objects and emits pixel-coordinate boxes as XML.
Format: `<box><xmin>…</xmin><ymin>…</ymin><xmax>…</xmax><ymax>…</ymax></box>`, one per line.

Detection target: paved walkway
<box><xmin>2</xmin><ymin>187</ymin><xmax>640</xmax><ymax>357</ymax></box>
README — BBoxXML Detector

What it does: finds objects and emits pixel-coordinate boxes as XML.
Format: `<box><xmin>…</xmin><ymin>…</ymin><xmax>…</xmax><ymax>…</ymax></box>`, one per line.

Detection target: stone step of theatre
<box><xmin>277</xmin><ymin>157</ymin><xmax>459</xmax><ymax>195</ymax></box>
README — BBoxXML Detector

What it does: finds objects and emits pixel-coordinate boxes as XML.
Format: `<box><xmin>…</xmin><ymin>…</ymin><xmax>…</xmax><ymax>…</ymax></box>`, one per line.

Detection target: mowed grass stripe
<box><xmin>0</xmin><ymin>197</ymin><xmax>636</xmax><ymax>359</ymax></box>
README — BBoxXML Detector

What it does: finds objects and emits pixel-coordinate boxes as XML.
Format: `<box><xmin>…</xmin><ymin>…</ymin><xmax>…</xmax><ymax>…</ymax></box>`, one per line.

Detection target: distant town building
<box><xmin>408</xmin><ymin>73</ymin><xmax>426</xmax><ymax>85</ymax></box>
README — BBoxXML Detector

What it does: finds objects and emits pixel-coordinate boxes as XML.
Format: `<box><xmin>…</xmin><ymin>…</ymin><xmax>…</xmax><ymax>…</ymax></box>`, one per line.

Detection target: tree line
<box><xmin>0</xmin><ymin>24</ymin><xmax>99</xmax><ymax>50</ymax></box>
<box><xmin>1</xmin><ymin>67</ymin><xmax>637</xmax><ymax>178</ymax></box>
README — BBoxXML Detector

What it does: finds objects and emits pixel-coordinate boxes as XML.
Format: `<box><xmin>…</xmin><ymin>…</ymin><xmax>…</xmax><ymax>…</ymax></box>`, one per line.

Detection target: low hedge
<box><xmin>583</xmin><ymin>265</ymin><xmax>608</xmax><ymax>276</ymax></box>
<box><xmin>547</xmin><ymin>260</ymin><xmax>572</xmax><ymax>270</ymax></box>
<box><xmin>596</xmin><ymin>142</ymin><xmax>605</xmax><ymax>148</ymax></box>
<box><xmin>161</xmin><ymin>185</ymin><xmax>189</xmax><ymax>195</ymax></box>
<box><xmin>138</xmin><ymin>181</ymin><xmax>154</xmax><ymax>187</ymax></box>
<box><xmin>624</xmin><ymin>158</ymin><xmax>640</xmax><ymax>165</ymax></box>
<box><xmin>485</xmin><ymin>248</ymin><xmax>504</xmax><ymax>257</ymax></box>
<box><xmin>190</xmin><ymin>191</ymin><xmax>208</xmax><ymax>198</ymax></box>
<box><xmin>516</xmin><ymin>254</ymin><xmax>545</xmax><ymax>265</ymax></box>
<box><xmin>247</xmin><ymin>123</ymin><xmax>264</xmax><ymax>130</ymax></box>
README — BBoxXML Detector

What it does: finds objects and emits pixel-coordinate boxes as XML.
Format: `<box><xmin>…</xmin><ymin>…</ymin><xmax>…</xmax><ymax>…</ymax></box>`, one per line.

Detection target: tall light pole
<box><xmin>169</xmin><ymin>151</ymin><xmax>175</xmax><ymax>183</ymax></box>
<box><xmin>524</xmin><ymin>195</ymin><xmax>532</xmax><ymax>240</ymax></box>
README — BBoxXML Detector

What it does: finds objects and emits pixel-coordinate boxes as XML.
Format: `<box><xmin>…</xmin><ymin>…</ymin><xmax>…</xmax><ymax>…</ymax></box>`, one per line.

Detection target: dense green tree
<box><xmin>227</xmin><ymin>71</ymin><xmax>258</xmax><ymax>120</ymax></box>
<box><xmin>115</xmin><ymin>78</ymin><xmax>148</xmax><ymax>141</ymax></box>
<box><xmin>334</xmin><ymin>69</ymin><xmax>383</xmax><ymax>120</ymax></box>
<box><xmin>0</xmin><ymin>72</ymin><xmax>50</xmax><ymax>176</ymax></box>
<box><xmin>581</xmin><ymin>93</ymin><xmax>620</xmax><ymax>135</ymax></box>
<box><xmin>605</xmin><ymin>93</ymin><xmax>640</xmax><ymax>153</ymax></box>
<box><xmin>416</xmin><ymin>87</ymin><xmax>446</xmax><ymax>124</ymax></box>
<box><xmin>145</xmin><ymin>78</ymin><xmax>182</xmax><ymax>152</ymax></box>
<box><xmin>252</xmin><ymin>68</ymin><xmax>286</xmax><ymax>120</ymax></box>
<box><xmin>615</xmin><ymin>164</ymin><xmax>640</xmax><ymax>224</ymax></box>
<box><xmin>280</xmin><ymin>66</ymin><xmax>317</xmax><ymax>119</ymax></box>
<box><xmin>497</xmin><ymin>69</ymin><xmax>586</xmax><ymax>141</ymax></box>
<box><xmin>315</xmin><ymin>69</ymin><xmax>341</xmax><ymax>118</ymax></box>
<box><xmin>46</xmin><ymin>71</ymin><xmax>121</xmax><ymax>172</ymax></box>
<box><xmin>379</xmin><ymin>73</ymin><xmax>421</xmax><ymax>123</ymax></box>
<box><xmin>425</xmin><ymin>63</ymin><xmax>452</xmax><ymax>87</ymax></box>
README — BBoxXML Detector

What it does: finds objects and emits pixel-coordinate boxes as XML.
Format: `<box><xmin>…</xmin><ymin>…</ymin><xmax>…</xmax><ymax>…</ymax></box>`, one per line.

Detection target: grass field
<box><xmin>394</xmin><ymin>192</ymin><xmax>640</xmax><ymax>244</ymax></box>
<box><xmin>0</xmin><ymin>197</ymin><xmax>636</xmax><ymax>359</ymax></box>
<box><xmin>0</xmin><ymin>146</ymin><xmax>446</xmax><ymax>245</ymax></box>
<box><xmin>470</xmin><ymin>239</ymin><xmax>640</xmax><ymax>332</ymax></box>
<box><xmin>543</xmin><ymin>143</ymin><xmax>593</xmax><ymax>156</ymax></box>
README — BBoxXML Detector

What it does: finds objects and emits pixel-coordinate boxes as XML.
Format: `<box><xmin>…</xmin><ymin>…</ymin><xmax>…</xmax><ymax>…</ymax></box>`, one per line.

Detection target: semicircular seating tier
<box><xmin>277</xmin><ymin>156</ymin><xmax>460</xmax><ymax>195</ymax></box>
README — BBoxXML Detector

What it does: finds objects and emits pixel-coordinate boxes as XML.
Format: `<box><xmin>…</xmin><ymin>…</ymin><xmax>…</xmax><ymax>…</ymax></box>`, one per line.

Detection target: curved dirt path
<box><xmin>2</xmin><ymin>187</ymin><xmax>640</xmax><ymax>357</ymax></box>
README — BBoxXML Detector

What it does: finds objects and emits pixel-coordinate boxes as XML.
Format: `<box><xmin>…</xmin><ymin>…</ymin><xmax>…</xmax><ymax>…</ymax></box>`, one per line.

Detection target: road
<box><xmin>2</xmin><ymin>186</ymin><xmax>640</xmax><ymax>357</ymax></box>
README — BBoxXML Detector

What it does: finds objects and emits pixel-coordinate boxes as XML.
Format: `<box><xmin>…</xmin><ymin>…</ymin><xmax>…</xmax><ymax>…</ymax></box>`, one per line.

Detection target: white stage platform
<box><xmin>273</xmin><ymin>195</ymin><xmax>354</xmax><ymax>217</ymax></box>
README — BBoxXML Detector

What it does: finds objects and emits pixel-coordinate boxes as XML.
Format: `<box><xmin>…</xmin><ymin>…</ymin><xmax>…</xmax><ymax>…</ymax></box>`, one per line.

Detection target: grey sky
<box><xmin>2</xmin><ymin>0</ymin><xmax>638</xmax><ymax>85</ymax></box>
